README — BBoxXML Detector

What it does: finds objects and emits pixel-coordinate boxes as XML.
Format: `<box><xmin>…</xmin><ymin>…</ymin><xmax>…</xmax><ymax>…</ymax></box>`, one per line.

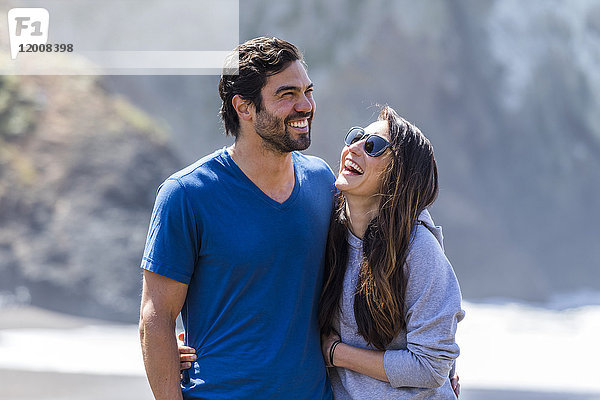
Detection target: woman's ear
<box><xmin>232</xmin><ymin>95</ymin><xmax>254</xmax><ymax>122</ymax></box>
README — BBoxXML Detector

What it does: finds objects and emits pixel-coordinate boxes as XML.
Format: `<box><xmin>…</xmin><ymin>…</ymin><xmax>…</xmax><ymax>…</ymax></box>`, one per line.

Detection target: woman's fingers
<box><xmin>179</xmin><ymin>345</ymin><xmax>195</xmax><ymax>354</ymax></box>
<box><xmin>180</xmin><ymin>362</ymin><xmax>192</xmax><ymax>370</ymax></box>
<box><xmin>178</xmin><ymin>340</ymin><xmax>197</xmax><ymax>370</ymax></box>
<box><xmin>180</xmin><ymin>353</ymin><xmax>197</xmax><ymax>362</ymax></box>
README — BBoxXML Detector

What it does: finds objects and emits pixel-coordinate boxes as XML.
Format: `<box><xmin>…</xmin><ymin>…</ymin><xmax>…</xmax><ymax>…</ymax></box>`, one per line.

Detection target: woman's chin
<box><xmin>334</xmin><ymin>177</ymin><xmax>349</xmax><ymax>192</ymax></box>
<box><xmin>335</xmin><ymin>173</ymin><xmax>363</xmax><ymax>193</ymax></box>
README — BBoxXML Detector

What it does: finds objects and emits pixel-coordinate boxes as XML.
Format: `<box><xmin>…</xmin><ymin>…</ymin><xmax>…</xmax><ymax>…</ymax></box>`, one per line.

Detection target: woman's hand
<box><xmin>177</xmin><ymin>332</ymin><xmax>197</xmax><ymax>370</ymax></box>
<box><xmin>321</xmin><ymin>332</ymin><xmax>341</xmax><ymax>367</ymax></box>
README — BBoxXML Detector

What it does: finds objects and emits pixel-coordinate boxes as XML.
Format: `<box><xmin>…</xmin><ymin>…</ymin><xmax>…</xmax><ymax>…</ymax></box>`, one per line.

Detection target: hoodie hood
<box><xmin>417</xmin><ymin>209</ymin><xmax>444</xmax><ymax>250</ymax></box>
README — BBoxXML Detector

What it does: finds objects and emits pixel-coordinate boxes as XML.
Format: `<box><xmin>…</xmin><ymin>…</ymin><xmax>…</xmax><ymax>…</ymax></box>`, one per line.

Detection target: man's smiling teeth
<box><xmin>344</xmin><ymin>159</ymin><xmax>364</xmax><ymax>174</ymax></box>
<box><xmin>288</xmin><ymin>119</ymin><xmax>308</xmax><ymax>128</ymax></box>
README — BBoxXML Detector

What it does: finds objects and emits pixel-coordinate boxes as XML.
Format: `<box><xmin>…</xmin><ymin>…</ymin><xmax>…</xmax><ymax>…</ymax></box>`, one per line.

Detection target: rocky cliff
<box><xmin>0</xmin><ymin>74</ymin><xmax>180</xmax><ymax>320</ymax></box>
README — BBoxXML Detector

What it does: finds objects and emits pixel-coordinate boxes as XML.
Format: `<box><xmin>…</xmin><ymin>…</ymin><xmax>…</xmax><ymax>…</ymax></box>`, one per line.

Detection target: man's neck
<box><xmin>227</xmin><ymin>134</ymin><xmax>295</xmax><ymax>204</ymax></box>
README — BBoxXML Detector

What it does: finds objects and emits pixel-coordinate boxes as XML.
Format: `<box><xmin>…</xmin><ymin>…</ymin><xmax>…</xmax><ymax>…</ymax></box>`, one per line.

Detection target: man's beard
<box><xmin>254</xmin><ymin>108</ymin><xmax>312</xmax><ymax>153</ymax></box>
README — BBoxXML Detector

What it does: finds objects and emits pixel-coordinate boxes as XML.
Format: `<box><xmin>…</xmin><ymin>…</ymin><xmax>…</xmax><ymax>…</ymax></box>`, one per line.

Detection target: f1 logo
<box><xmin>7</xmin><ymin>8</ymin><xmax>50</xmax><ymax>60</ymax></box>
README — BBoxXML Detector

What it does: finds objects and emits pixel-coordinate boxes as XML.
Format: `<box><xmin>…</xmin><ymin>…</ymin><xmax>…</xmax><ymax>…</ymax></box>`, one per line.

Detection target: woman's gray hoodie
<box><xmin>329</xmin><ymin>209</ymin><xmax>465</xmax><ymax>399</ymax></box>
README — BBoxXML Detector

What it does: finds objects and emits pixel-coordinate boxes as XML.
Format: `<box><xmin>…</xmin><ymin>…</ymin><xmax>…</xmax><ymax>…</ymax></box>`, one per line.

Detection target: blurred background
<box><xmin>1</xmin><ymin>0</ymin><xmax>599</xmax><ymax>399</ymax></box>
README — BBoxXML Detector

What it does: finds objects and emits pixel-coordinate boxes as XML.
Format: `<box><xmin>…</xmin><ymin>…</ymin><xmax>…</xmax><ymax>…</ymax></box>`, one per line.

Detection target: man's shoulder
<box><xmin>293</xmin><ymin>152</ymin><xmax>335</xmax><ymax>178</ymax></box>
<box><xmin>167</xmin><ymin>148</ymin><xmax>228</xmax><ymax>187</ymax></box>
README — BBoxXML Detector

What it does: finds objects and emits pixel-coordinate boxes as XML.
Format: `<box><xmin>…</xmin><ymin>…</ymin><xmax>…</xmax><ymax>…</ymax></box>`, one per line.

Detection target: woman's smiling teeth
<box><xmin>344</xmin><ymin>159</ymin><xmax>364</xmax><ymax>175</ymax></box>
<box><xmin>288</xmin><ymin>119</ymin><xmax>308</xmax><ymax>128</ymax></box>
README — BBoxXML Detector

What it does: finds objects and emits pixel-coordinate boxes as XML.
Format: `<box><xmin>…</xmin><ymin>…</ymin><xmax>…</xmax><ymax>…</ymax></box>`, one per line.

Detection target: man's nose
<box><xmin>295</xmin><ymin>94</ymin><xmax>313</xmax><ymax>113</ymax></box>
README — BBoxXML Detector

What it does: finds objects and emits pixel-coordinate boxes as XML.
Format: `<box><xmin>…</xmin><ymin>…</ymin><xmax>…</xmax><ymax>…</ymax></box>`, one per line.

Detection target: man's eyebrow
<box><xmin>274</xmin><ymin>83</ymin><xmax>314</xmax><ymax>95</ymax></box>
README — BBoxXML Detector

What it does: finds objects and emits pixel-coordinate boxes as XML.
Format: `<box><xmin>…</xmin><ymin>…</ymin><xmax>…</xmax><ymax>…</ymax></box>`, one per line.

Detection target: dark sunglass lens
<box><xmin>366</xmin><ymin>136</ymin><xmax>388</xmax><ymax>156</ymax></box>
<box><xmin>345</xmin><ymin>128</ymin><xmax>364</xmax><ymax>145</ymax></box>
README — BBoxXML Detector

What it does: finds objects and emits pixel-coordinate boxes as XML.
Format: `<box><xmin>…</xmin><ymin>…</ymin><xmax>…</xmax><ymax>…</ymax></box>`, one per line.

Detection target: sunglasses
<box><xmin>344</xmin><ymin>127</ymin><xmax>391</xmax><ymax>157</ymax></box>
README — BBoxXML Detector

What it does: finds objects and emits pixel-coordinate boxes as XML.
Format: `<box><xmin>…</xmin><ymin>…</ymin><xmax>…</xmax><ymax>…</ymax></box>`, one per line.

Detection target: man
<box><xmin>139</xmin><ymin>37</ymin><xmax>335</xmax><ymax>399</ymax></box>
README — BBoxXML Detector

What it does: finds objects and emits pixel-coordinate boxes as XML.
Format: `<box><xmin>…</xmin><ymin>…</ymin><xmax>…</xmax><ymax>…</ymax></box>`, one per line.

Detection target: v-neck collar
<box><xmin>220</xmin><ymin>148</ymin><xmax>300</xmax><ymax>210</ymax></box>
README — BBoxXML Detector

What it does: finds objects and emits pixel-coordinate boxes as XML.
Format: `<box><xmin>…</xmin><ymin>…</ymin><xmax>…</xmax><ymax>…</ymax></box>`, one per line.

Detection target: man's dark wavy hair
<box><xmin>218</xmin><ymin>37</ymin><xmax>305</xmax><ymax>138</ymax></box>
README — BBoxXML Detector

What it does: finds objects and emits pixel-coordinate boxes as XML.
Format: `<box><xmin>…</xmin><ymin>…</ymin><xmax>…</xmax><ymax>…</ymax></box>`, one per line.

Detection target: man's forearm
<box><xmin>140</xmin><ymin>314</ymin><xmax>183</xmax><ymax>400</ymax></box>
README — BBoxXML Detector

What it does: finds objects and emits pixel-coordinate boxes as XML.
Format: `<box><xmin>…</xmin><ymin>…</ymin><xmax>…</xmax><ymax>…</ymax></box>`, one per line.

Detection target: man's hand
<box><xmin>450</xmin><ymin>374</ymin><xmax>460</xmax><ymax>398</ymax></box>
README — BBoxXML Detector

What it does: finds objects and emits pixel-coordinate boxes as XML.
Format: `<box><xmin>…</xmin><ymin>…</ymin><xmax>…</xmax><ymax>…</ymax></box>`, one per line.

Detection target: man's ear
<box><xmin>232</xmin><ymin>95</ymin><xmax>254</xmax><ymax>122</ymax></box>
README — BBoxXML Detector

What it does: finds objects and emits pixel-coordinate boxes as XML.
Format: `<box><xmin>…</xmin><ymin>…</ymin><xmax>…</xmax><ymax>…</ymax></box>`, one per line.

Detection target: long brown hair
<box><xmin>319</xmin><ymin>106</ymin><xmax>439</xmax><ymax>350</ymax></box>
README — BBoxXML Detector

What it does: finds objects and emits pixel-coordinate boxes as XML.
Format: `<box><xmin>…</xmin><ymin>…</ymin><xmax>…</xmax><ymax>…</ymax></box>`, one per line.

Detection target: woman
<box><xmin>319</xmin><ymin>106</ymin><xmax>464</xmax><ymax>399</ymax></box>
<box><xmin>178</xmin><ymin>106</ymin><xmax>463</xmax><ymax>398</ymax></box>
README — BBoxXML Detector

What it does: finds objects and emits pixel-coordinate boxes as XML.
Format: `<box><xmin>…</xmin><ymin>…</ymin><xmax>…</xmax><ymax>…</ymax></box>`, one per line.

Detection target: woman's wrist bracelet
<box><xmin>329</xmin><ymin>339</ymin><xmax>342</xmax><ymax>367</ymax></box>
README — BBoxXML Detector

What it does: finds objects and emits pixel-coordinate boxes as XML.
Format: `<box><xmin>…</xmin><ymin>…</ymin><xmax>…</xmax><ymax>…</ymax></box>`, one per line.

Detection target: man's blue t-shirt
<box><xmin>141</xmin><ymin>148</ymin><xmax>335</xmax><ymax>399</ymax></box>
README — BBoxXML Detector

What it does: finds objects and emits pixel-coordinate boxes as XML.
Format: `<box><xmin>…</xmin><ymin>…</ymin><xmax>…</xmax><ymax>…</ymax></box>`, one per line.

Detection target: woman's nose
<box><xmin>347</xmin><ymin>138</ymin><xmax>365</xmax><ymax>154</ymax></box>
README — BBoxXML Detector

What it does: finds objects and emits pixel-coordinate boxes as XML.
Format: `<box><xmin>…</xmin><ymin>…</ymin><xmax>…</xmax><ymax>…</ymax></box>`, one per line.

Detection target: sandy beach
<box><xmin>1</xmin><ymin>305</ymin><xmax>600</xmax><ymax>400</ymax></box>
<box><xmin>2</xmin><ymin>368</ymin><xmax>599</xmax><ymax>400</ymax></box>
<box><xmin>0</xmin><ymin>305</ymin><xmax>151</xmax><ymax>399</ymax></box>
<box><xmin>0</xmin><ymin>368</ymin><xmax>153</xmax><ymax>400</ymax></box>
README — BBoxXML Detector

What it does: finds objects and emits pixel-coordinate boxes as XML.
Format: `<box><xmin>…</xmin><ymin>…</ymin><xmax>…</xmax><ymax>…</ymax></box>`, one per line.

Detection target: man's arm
<box><xmin>140</xmin><ymin>269</ymin><xmax>189</xmax><ymax>400</ymax></box>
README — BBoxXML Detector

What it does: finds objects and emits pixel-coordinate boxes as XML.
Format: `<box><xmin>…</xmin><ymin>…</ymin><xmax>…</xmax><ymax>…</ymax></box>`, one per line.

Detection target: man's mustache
<box><xmin>285</xmin><ymin>112</ymin><xmax>313</xmax><ymax>123</ymax></box>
